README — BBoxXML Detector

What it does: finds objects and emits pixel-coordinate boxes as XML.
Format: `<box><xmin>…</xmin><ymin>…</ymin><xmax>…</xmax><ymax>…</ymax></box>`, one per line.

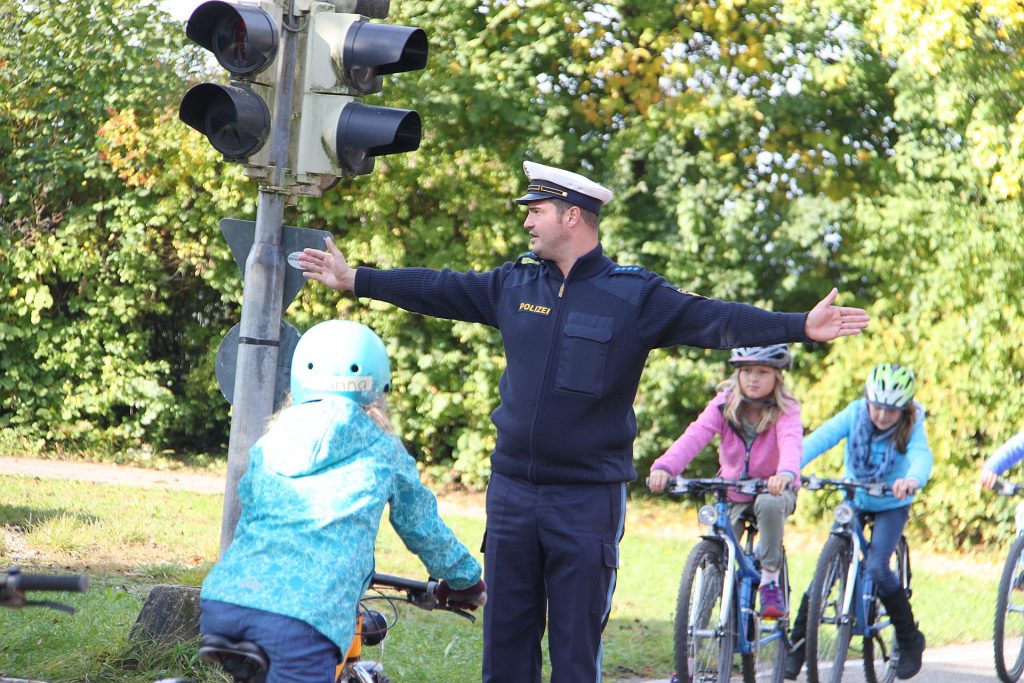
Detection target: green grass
<box><xmin>0</xmin><ymin>474</ymin><xmax>1009</xmax><ymax>682</ymax></box>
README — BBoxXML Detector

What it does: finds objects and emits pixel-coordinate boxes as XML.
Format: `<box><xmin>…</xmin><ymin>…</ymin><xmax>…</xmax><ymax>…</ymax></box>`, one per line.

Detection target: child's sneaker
<box><xmin>759</xmin><ymin>582</ymin><xmax>787</xmax><ymax>619</ymax></box>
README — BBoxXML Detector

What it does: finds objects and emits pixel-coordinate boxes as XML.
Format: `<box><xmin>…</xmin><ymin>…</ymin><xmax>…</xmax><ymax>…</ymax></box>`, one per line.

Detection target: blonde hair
<box><xmin>717</xmin><ymin>368</ymin><xmax>794</xmax><ymax>433</ymax></box>
<box><xmin>363</xmin><ymin>395</ymin><xmax>394</xmax><ymax>434</ymax></box>
<box><xmin>268</xmin><ymin>393</ymin><xmax>394</xmax><ymax>433</ymax></box>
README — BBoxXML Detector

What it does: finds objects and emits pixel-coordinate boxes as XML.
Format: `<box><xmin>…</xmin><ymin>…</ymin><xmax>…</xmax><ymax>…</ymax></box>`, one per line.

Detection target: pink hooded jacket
<box><xmin>652</xmin><ymin>390</ymin><xmax>803</xmax><ymax>500</ymax></box>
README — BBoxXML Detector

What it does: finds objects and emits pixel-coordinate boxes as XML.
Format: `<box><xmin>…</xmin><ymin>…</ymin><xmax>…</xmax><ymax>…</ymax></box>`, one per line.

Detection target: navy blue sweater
<box><xmin>355</xmin><ymin>245</ymin><xmax>810</xmax><ymax>484</ymax></box>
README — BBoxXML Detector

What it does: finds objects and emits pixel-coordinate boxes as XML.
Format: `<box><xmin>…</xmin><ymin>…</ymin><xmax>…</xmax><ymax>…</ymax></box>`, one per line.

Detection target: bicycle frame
<box><xmin>689</xmin><ymin>481</ymin><xmax>786</xmax><ymax>657</ymax></box>
<box><xmin>826</xmin><ymin>498</ymin><xmax>889</xmax><ymax>640</ymax></box>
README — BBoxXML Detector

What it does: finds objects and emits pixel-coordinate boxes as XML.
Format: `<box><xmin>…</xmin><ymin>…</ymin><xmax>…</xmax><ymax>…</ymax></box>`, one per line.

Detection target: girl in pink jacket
<box><xmin>648</xmin><ymin>344</ymin><xmax>802</xmax><ymax>618</ymax></box>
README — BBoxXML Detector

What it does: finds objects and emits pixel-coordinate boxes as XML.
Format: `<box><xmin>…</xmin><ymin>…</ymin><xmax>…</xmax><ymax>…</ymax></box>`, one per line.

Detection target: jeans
<box><xmin>200</xmin><ymin>599</ymin><xmax>340</xmax><ymax>683</ymax></box>
<box><xmin>862</xmin><ymin>505</ymin><xmax>910</xmax><ymax>597</ymax></box>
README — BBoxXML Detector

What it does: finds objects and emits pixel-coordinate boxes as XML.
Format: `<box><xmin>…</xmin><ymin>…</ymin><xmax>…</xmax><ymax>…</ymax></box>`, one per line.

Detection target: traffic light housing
<box><xmin>179</xmin><ymin>0</ymin><xmax>429</xmax><ymax>194</ymax></box>
<box><xmin>294</xmin><ymin>10</ymin><xmax>428</xmax><ymax>181</ymax></box>
<box><xmin>179</xmin><ymin>1</ymin><xmax>280</xmax><ymax>163</ymax></box>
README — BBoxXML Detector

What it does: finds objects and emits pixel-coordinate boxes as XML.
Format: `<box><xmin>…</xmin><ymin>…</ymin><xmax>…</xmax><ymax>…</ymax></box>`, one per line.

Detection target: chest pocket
<box><xmin>555</xmin><ymin>313</ymin><xmax>614</xmax><ymax>396</ymax></box>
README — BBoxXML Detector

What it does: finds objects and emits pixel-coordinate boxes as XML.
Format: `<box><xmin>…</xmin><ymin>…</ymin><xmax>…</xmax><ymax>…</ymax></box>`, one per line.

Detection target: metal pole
<box><xmin>219</xmin><ymin>7</ymin><xmax>300</xmax><ymax>555</ymax></box>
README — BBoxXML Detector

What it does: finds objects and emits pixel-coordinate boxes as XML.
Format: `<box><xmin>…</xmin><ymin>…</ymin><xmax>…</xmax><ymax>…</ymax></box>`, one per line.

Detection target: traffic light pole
<box><xmin>219</xmin><ymin>11</ymin><xmax>301</xmax><ymax>555</ymax></box>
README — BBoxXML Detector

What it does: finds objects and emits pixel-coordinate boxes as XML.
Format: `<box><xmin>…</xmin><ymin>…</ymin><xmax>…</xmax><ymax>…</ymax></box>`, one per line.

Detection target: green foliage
<box><xmin>2</xmin><ymin>0</ymin><xmax>1023</xmax><ymax>543</ymax></box>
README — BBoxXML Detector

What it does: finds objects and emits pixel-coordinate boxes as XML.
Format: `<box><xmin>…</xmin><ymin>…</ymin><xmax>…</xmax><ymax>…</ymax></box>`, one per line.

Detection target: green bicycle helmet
<box><xmin>864</xmin><ymin>363</ymin><xmax>916</xmax><ymax>409</ymax></box>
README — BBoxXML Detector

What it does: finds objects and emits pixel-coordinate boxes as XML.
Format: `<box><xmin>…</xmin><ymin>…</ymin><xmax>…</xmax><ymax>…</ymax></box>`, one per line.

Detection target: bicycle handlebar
<box><xmin>801</xmin><ymin>474</ymin><xmax>892</xmax><ymax>497</ymax></box>
<box><xmin>1</xmin><ymin>566</ymin><xmax>89</xmax><ymax>613</ymax></box>
<box><xmin>369</xmin><ymin>572</ymin><xmax>479</xmax><ymax>623</ymax></box>
<box><xmin>649</xmin><ymin>476</ymin><xmax>769</xmax><ymax>497</ymax></box>
<box><xmin>994</xmin><ymin>479</ymin><xmax>1024</xmax><ymax>497</ymax></box>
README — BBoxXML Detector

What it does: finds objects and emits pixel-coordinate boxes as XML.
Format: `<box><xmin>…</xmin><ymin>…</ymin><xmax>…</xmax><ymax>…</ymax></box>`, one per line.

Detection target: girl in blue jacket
<box><xmin>200</xmin><ymin>321</ymin><xmax>485</xmax><ymax>683</ymax></box>
<box><xmin>785</xmin><ymin>363</ymin><xmax>932</xmax><ymax>681</ymax></box>
<box><xmin>980</xmin><ymin>428</ymin><xmax>1024</xmax><ymax>489</ymax></box>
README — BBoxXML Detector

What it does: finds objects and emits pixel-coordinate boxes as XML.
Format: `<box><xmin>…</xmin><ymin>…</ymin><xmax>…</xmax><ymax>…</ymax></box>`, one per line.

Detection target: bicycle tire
<box><xmin>995</xmin><ymin>533</ymin><xmax>1024</xmax><ymax>682</ymax></box>
<box><xmin>675</xmin><ymin>539</ymin><xmax>735</xmax><ymax>683</ymax></box>
<box><xmin>863</xmin><ymin>535</ymin><xmax>907</xmax><ymax>683</ymax></box>
<box><xmin>806</xmin><ymin>535</ymin><xmax>853</xmax><ymax>683</ymax></box>
<box><xmin>742</xmin><ymin>547</ymin><xmax>788</xmax><ymax>683</ymax></box>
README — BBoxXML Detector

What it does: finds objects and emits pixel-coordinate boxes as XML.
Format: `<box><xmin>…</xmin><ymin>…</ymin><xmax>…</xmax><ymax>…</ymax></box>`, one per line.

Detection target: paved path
<box><xmin>0</xmin><ymin>455</ymin><xmax>225</xmax><ymax>495</ymax></box>
<box><xmin>621</xmin><ymin>638</ymin><xmax>999</xmax><ymax>681</ymax></box>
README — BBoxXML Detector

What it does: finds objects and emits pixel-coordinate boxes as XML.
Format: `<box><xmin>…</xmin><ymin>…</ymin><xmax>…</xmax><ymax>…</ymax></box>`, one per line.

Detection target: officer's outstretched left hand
<box><xmin>437</xmin><ymin>579</ymin><xmax>487</xmax><ymax>610</ymax></box>
<box><xmin>805</xmin><ymin>288</ymin><xmax>870</xmax><ymax>341</ymax></box>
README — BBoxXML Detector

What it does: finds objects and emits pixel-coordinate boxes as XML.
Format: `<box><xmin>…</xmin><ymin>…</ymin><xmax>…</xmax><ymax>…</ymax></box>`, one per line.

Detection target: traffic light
<box><xmin>294</xmin><ymin>8</ymin><xmax>428</xmax><ymax>182</ymax></box>
<box><xmin>179</xmin><ymin>1</ymin><xmax>280</xmax><ymax>164</ymax></box>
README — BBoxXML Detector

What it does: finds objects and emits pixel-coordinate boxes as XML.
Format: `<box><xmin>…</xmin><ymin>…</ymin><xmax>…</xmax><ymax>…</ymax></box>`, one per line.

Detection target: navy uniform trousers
<box><xmin>482</xmin><ymin>472</ymin><xmax>627</xmax><ymax>683</ymax></box>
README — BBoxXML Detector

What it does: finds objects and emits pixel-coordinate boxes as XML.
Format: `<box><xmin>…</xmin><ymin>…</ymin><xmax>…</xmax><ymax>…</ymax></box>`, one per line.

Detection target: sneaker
<box><xmin>759</xmin><ymin>582</ymin><xmax>787</xmax><ymax>619</ymax></box>
<box><xmin>669</xmin><ymin>674</ymin><xmax>680</xmax><ymax>683</ymax></box>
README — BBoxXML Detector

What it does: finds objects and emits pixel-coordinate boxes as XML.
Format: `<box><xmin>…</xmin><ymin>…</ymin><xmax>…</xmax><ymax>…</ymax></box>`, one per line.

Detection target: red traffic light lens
<box><xmin>187</xmin><ymin>1</ymin><xmax>278</xmax><ymax>77</ymax></box>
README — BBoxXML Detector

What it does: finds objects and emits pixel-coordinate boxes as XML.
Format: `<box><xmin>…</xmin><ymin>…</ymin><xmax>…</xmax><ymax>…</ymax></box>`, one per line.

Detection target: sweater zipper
<box><xmin>727</xmin><ymin>420</ymin><xmax>755</xmax><ymax>480</ymax></box>
<box><xmin>528</xmin><ymin>270</ymin><xmax>570</xmax><ymax>479</ymax></box>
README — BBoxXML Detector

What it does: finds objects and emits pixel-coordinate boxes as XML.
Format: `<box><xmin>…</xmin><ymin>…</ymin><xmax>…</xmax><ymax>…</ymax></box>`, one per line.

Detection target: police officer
<box><xmin>299</xmin><ymin>161</ymin><xmax>870</xmax><ymax>683</ymax></box>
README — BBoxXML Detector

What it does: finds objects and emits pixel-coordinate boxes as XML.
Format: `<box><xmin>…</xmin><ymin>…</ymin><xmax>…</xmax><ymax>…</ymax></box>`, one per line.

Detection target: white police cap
<box><xmin>515</xmin><ymin>161</ymin><xmax>614</xmax><ymax>216</ymax></box>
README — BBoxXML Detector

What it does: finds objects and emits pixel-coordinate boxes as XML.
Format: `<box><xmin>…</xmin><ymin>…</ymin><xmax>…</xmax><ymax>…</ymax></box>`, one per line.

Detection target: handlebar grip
<box><xmin>371</xmin><ymin>572</ymin><xmax>433</xmax><ymax>593</ymax></box>
<box><xmin>13</xmin><ymin>573</ymin><xmax>88</xmax><ymax>593</ymax></box>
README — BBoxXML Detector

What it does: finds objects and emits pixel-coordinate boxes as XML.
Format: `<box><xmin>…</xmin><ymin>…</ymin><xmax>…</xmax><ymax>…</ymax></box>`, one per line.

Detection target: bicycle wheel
<box><xmin>863</xmin><ymin>536</ymin><xmax>907</xmax><ymax>683</ymax></box>
<box><xmin>995</xmin><ymin>533</ymin><xmax>1024</xmax><ymax>682</ymax></box>
<box><xmin>806</xmin><ymin>535</ymin><xmax>853</xmax><ymax>683</ymax></box>
<box><xmin>675</xmin><ymin>539</ymin><xmax>735</xmax><ymax>683</ymax></box>
<box><xmin>742</xmin><ymin>548</ymin><xmax>788</xmax><ymax>683</ymax></box>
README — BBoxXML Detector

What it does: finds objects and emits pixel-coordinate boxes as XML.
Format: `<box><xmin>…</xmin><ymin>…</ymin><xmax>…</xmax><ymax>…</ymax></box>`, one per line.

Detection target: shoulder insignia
<box><xmin>610</xmin><ymin>264</ymin><xmax>645</xmax><ymax>276</ymax></box>
<box><xmin>663</xmin><ymin>283</ymin><xmax>708</xmax><ymax>299</ymax></box>
<box><xmin>514</xmin><ymin>252</ymin><xmax>541</xmax><ymax>267</ymax></box>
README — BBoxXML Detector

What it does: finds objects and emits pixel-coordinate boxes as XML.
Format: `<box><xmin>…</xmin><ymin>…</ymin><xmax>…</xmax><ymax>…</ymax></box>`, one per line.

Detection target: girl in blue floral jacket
<box><xmin>200</xmin><ymin>321</ymin><xmax>484</xmax><ymax>683</ymax></box>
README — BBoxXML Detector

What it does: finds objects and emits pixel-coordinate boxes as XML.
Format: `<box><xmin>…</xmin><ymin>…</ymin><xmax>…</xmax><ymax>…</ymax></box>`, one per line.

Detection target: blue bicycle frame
<box><xmin>829</xmin><ymin>501</ymin><xmax>890</xmax><ymax>640</ymax></box>
<box><xmin>697</xmin><ymin>481</ymin><xmax>787</xmax><ymax>657</ymax></box>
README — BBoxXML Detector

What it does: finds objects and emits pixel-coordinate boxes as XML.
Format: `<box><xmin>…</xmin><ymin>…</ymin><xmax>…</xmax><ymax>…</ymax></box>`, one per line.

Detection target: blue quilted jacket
<box><xmin>201</xmin><ymin>396</ymin><xmax>481</xmax><ymax>648</ymax></box>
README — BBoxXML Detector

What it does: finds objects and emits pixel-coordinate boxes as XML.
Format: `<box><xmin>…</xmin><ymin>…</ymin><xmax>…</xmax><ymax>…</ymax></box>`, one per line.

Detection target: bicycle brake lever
<box><xmin>447</xmin><ymin>606</ymin><xmax>477</xmax><ymax>623</ymax></box>
<box><xmin>24</xmin><ymin>599</ymin><xmax>75</xmax><ymax>614</ymax></box>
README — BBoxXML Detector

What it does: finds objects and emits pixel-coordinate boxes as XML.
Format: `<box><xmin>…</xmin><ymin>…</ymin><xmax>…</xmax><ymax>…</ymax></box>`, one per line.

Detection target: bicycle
<box><xmin>657</xmin><ymin>476</ymin><xmax>791</xmax><ymax>683</ymax></box>
<box><xmin>0</xmin><ymin>565</ymin><xmax>89</xmax><ymax>613</ymax></box>
<box><xmin>991</xmin><ymin>478</ymin><xmax>1024</xmax><ymax>682</ymax></box>
<box><xmin>799</xmin><ymin>475</ymin><xmax>911</xmax><ymax>683</ymax></box>
<box><xmin>198</xmin><ymin>571</ymin><xmax>481</xmax><ymax>683</ymax></box>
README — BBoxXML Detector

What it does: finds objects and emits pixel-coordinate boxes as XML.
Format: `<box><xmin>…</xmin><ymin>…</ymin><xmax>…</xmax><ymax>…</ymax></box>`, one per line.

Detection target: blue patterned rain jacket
<box><xmin>201</xmin><ymin>396</ymin><xmax>481</xmax><ymax>649</ymax></box>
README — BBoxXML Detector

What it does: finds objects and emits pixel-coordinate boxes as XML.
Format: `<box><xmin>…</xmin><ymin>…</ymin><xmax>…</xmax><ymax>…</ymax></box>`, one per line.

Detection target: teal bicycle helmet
<box><xmin>290</xmin><ymin>320</ymin><xmax>391</xmax><ymax>406</ymax></box>
<box><xmin>864</xmin><ymin>363</ymin><xmax>916</xmax><ymax>409</ymax></box>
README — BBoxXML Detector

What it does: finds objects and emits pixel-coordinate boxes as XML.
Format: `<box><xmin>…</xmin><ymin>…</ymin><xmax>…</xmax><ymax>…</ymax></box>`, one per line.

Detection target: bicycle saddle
<box><xmin>198</xmin><ymin>634</ymin><xmax>269</xmax><ymax>683</ymax></box>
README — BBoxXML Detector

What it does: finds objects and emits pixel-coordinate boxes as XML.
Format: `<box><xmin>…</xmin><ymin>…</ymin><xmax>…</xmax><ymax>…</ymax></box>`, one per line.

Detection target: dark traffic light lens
<box><xmin>179</xmin><ymin>83</ymin><xmax>270</xmax><ymax>160</ymax></box>
<box><xmin>336</xmin><ymin>102</ymin><xmax>421</xmax><ymax>172</ymax></box>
